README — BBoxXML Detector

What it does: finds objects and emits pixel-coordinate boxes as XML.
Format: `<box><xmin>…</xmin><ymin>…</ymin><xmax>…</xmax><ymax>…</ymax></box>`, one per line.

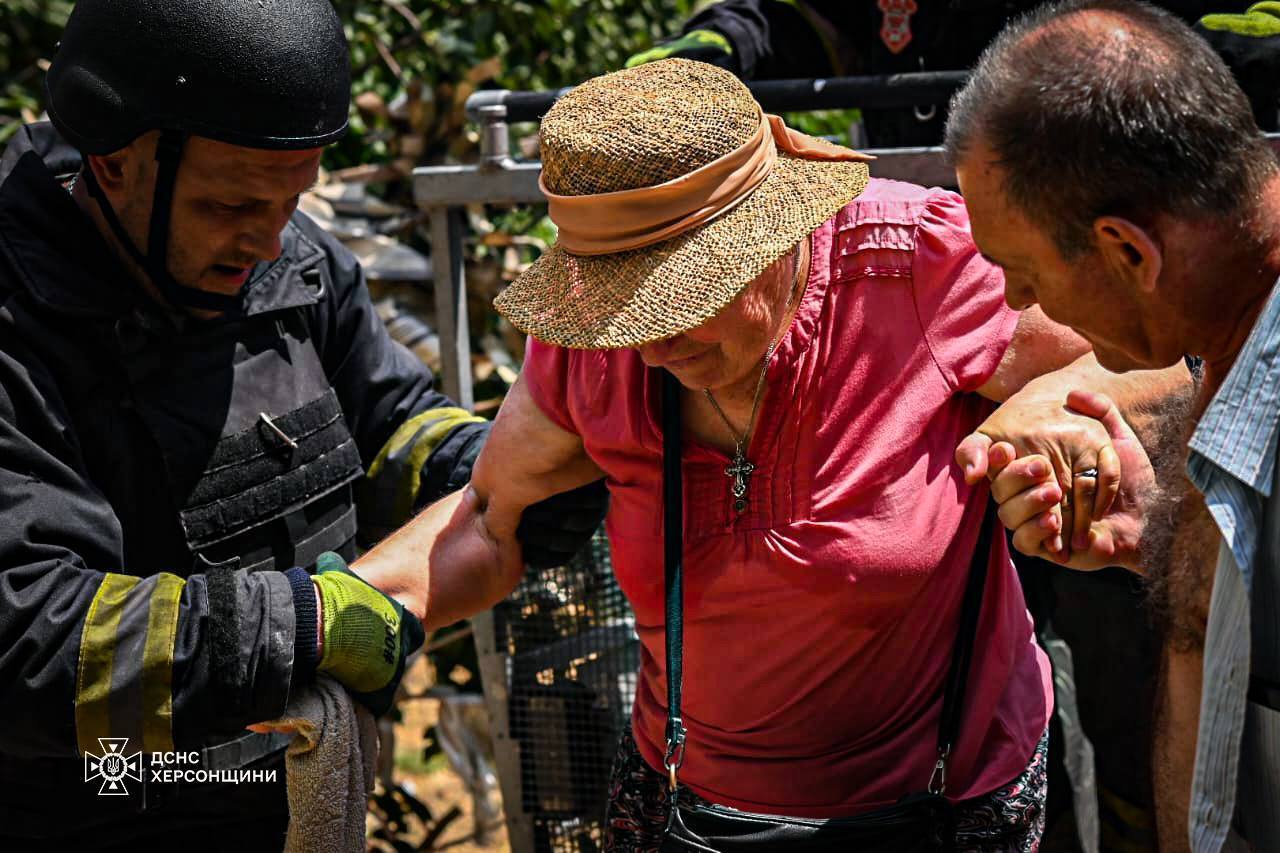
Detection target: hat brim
<box><xmin>494</xmin><ymin>156</ymin><xmax>870</xmax><ymax>349</ymax></box>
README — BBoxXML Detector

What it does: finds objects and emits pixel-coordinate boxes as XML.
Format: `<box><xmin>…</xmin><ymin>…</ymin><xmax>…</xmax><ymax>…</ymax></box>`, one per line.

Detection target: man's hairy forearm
<box><xmin>1147</xmin><ymin>369</ymin><xmax>1220</xmax><ymax>852</ymax></box>
<box><xmin>1153</xmin><ymin>644</ymin><xmax>1203</xmax><ymax>853</ymax></box>
<box><xmin>1141</xmin><ymin>368</ymin><xmax>1218</xmax><ymax>645</ymax></box>
<box><xmin>1025</xmin><ymin>353</ymin><xmax>1194</xmax><ymax>451</ymax></box>
<box><xmin>350</xmin><ymin>487</ymin><xmax>526</xmax><ymax>630</ymax></box>
<box><xmin>1109</xmin><ymin>362</ymin><xmax>1197</xmax><ymax>458</ymax></box>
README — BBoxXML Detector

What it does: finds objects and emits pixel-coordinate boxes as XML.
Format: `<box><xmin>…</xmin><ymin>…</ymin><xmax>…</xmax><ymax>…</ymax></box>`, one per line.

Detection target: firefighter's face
<box><xmin>90</xmin><ymin>132</ymin><xmax>323</xmax><ymax>309</ymax></box>
<box><xmin>956</xmin><ymin>139</ymin><xmax>1184</xmax><ymax>372</ymax></box>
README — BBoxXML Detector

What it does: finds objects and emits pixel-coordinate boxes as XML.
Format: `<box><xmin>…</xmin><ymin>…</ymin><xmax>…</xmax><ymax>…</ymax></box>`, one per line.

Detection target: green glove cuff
<box><xmin>1200</xmin><ymin>3</ymin><xmax>1280</xmax><ymax>38</ymax></box>
<box><xmin>312</xmin><ymin>552</ymin><xmax>424</xmax><ymax>712</ymax></box>
<box><xmin>625</xmin><ymin>30</ymin><xmax>732</xmax><ymax>69</ymax></box>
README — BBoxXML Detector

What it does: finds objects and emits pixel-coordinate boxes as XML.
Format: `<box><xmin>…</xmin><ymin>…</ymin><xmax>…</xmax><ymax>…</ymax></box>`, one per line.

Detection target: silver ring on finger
<box><xmin>1075</xmin><ymin>467</ymin><xmax>1099</xmax><ymax>479</ymax></box>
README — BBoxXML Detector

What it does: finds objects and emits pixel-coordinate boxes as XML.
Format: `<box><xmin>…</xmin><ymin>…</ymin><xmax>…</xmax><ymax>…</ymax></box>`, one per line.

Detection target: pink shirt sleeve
<box><xmin>520</xmin><ymin>336</ymin><xmax>579</xmax><ymax>434</ymax></box>
<box><xmin>911</xmin><ymin>189</ymin><xmax>1019</xmax><ymax>393</ymax></box>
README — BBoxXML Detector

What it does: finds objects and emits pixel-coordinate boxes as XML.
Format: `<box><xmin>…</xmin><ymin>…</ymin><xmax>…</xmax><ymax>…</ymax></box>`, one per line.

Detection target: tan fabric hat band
<box><xmin>541</xmin><ymin>111</ymin><xmax>873</xmax><ymax>256</ymax></box>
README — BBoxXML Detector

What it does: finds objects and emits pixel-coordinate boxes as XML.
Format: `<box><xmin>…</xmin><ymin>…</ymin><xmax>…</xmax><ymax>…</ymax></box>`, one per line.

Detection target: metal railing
<box><xmin>464</xmin><ymin>69</ymin><xmax>969</xmax><ymax>123</ymax></box>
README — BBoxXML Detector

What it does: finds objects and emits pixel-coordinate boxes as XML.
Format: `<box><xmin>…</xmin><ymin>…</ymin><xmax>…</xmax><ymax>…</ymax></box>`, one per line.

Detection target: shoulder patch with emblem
<box><xmin>878</xmin><ymin>0</ymin><xmax>919</xmax><ymax>55</ymax></box>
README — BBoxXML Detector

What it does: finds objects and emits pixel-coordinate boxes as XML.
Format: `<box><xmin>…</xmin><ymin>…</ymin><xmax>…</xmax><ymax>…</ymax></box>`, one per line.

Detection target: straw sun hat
<box><xmin>493</xmin><ymin>59</ymin><xmax>871</xmax><ymax>349</ymax></box>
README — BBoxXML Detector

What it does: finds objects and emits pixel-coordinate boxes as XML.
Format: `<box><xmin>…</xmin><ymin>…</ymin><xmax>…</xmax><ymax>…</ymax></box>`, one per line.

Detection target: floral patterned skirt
<box><xmin>604</xmin><ymin>725</ymin><xmax>1048</xmax><ymax>853</ymax></box>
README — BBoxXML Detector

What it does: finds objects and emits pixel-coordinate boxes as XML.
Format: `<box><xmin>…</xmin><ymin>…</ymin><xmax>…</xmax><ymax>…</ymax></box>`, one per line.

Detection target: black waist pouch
<box><xmin>663</xmin><ymin>791</ymin><xmax>954</xmax><ymax>852</ymax></box>
<box><xmin>655</xmin><ymin>370</ymin><xmax>993</xmax><ymax>853</ymax></box>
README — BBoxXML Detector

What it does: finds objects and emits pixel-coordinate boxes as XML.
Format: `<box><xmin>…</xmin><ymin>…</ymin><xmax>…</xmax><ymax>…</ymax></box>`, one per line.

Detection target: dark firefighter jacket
<box><xmin>0</xmin><ymin>123</ymin><xmax>487</xmax><ymax>840</ymax></box>
<box><xmin>682</xmin><ymin>0</ymin><xmax>1261</xmax><ymax>146</ymax></box>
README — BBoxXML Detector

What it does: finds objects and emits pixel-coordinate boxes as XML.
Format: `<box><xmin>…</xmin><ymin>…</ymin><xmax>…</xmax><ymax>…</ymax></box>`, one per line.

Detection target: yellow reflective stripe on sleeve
<box><xmin>366</xmin><ymin>406</ymin><xmax>479</xmax><ymax>479</ymax></box>
<box><xmin>75</xmin><ymin>573</ymin><xmax>141</xmax><ymax>756</ymax></box>
<box><xmin>366</xmin><ymin>407</ymin><xmax>484</xmax><ymax>517</ymax></box>
<box><xmin>399</xmin><ymin>416</ymin><xmax>477</xmax><ymax>504</ymax></box>
<box><xmin>141</xmin><ymin>572</ymin><xmax>186</xmax><ymax>754</ymax></box>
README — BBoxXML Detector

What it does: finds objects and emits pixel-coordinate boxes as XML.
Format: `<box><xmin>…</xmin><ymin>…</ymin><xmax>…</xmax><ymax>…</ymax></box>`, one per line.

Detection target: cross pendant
<box><xmin>725</xmin><ymin>452</ymin><xmax>755</xmax><ymax>513</ymax></box>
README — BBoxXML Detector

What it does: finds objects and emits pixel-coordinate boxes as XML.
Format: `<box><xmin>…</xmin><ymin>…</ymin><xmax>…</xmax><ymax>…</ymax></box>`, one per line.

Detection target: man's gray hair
<box><xmin>944</xmin><ymin>0</ymin><xmax>1277</xmax><ymax>256</ymax></box>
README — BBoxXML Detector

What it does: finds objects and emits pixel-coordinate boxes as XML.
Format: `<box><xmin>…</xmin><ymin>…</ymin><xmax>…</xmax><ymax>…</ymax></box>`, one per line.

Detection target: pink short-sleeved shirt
<box><xmin>521</xmin><ymin>179</ymin><xmax>1053</xmax><ymax>817</ymax></box>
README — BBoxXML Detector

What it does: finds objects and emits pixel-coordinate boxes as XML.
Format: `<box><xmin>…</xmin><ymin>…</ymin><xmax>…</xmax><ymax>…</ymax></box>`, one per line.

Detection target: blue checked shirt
<box><xmin>1186</xmin><ymin>278</ymin><xmax>1280</xmax><ymax>853</ymax></box>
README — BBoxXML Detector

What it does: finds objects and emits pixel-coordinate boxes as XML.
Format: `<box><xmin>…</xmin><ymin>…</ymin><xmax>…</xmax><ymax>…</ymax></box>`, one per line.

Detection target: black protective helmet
<box><xmin>46</xmin><ymin>0</ymin><xmax>351</xmax><ymax>154</ymax></box>
<box><xmin>44</xmin><ymin>0</ymin><xmax>351</xmax><ymax>314</ymax></box>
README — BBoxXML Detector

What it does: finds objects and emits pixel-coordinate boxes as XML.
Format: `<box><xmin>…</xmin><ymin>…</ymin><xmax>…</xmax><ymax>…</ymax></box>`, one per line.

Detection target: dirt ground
<box><xmin>378</xmin><ymin>655</ymin><xmax>511</xmax><ymax>852</ymax></box>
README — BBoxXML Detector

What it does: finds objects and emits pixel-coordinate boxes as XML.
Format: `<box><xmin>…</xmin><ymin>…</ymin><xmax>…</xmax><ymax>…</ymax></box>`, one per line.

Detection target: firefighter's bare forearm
<box><xmin>350</xmin><ymin>487</ymin><xmax>525</xmax><ymax>630</ymax></box>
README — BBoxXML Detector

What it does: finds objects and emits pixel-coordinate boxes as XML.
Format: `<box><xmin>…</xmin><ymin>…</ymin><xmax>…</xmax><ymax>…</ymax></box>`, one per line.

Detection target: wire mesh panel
<box><xmin>483</xmin><ymin>529</ymin><xmax>639</xmax><ymax>852</ymax></box>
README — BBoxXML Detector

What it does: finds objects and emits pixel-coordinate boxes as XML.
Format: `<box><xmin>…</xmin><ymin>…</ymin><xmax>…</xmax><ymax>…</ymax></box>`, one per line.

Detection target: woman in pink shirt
<box><xmin>465</xmin><ymin>59</ymin><xmax>1116</xmax><ymax>852</ymax></box>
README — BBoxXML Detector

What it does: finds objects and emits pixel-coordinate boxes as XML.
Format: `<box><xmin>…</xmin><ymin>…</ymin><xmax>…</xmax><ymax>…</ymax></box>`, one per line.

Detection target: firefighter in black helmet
<box><xmin>0</xmin><ymin>0</ymin><xmax>605</xmax><ymax>849</ymax></box>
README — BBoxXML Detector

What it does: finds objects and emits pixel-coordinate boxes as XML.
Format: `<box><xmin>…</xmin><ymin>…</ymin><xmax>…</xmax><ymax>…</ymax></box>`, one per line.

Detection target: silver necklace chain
<box><xmin>703</xmin><ymin>240</ymin><xmax>807</xmax><ymax>512</ymax></box>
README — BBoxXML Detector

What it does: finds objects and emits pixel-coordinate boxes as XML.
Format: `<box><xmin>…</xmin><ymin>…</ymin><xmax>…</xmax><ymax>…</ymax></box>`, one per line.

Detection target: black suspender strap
<box><xmin>659</xmin><ymin>368</ymin><xmax>994</xmax><ymax>796</ymax></box>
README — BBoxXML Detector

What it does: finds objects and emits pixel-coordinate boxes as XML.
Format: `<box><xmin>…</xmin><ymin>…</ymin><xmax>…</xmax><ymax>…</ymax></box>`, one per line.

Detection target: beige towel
<box><xmin>264</xmin><ymin>674</ymin><xmax>379</xmax><ymax>853</ymax></box>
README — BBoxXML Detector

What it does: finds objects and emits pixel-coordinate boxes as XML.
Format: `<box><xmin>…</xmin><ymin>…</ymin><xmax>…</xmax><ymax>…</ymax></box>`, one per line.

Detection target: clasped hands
<box><xmin>955</xmin><ymin>385</ymin><xmax>1153</xmax><ymax>573</ymax></box>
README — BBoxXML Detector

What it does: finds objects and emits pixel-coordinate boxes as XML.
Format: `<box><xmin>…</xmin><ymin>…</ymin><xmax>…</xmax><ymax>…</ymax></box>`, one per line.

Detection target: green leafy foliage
<box><xmin>1</xmin><ymin>0</ymin><xmax>694</xmax><ymax>157</ymax></box>
<box><xmin>322</xmin><ymin>0</ymin><xmax>695</xmax><ymax>169</ymax></box>
<box><xmin>783</xmin><ymin>109</ymin><xmax>863</xmax><ymax>147</ymax></box>
<box><xmin>0</xmin><ymin>1</ymin><xmax>72</xmax><ymax>143</ymax></box>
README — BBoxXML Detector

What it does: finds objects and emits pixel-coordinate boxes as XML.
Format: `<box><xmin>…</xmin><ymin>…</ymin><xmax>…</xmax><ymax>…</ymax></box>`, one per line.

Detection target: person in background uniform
<box><xmin>626</xmin><ymin>1</ymin><xmax>1272</xmax><ymax>146</ymax></box>
<box><xmin>947</xmin><ymin>2</ymin><xmax>1280</xmax><ymax>849</ymax></box>
<box><xmin>0</xmin><ymin>1</ymin><xmax>604</xmax><ymax>850</ymax></box>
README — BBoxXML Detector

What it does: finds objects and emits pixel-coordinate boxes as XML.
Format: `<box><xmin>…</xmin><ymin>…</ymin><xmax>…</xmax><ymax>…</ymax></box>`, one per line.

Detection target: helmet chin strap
<box><xmin>83</xmin><ymin>129</ymin><xmax>245</xmax><ymax>316</ymax></box>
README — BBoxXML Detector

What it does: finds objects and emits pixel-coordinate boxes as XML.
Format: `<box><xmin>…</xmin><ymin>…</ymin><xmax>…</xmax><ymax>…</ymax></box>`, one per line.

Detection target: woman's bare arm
<box><xmin>349</xmin><ymin>374</ymin><xmax>605</xmax><ymax>629</ymax></box>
